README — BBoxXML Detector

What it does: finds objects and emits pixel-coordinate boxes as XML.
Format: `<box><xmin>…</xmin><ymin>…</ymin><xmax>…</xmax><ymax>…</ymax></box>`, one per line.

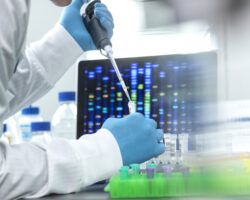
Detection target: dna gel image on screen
<box><xmin>77</xmin><ymin>53</ymin><xmax>217</xmax><ymax>138</ymax></box>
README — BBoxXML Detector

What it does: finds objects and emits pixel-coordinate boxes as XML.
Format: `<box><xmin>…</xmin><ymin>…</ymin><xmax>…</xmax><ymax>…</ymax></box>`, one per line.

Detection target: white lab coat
<box><xmin>0</xmin><ymin>1</ymin><xmax>122</xmax><ymax>199</ymax></box>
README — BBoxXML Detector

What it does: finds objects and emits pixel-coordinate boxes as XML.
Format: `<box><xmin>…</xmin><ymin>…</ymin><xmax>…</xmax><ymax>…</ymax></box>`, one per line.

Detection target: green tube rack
<box><xmin>104</xmin><ymin>164</ymin><xmax>250</xmax><ymax>198</ymax></box>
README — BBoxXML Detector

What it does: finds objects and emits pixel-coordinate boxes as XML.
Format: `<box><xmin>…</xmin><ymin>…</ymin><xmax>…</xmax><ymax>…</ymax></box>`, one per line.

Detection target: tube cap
<box><xmin>146</xmin><ymin>167</ymin><xmax>155</xmax><ymax>179</ymax></box>
<box><xmin>130</xmin><ymin>164</ymin><xmax>140</xmax><ymax>174</ymax></box>
<box><xmin>22</xmin><ymin>106</ymin><xmax>39</xmax><ymax>115</ymax></box>
<box><xmin>58</xmin><ymin>91</ymin><xmax>76</xmax><ymax>102</ymax></box>
<box><xmin>119</xmin><ymin>166</ymin><xmax>129</xmax><ymax>179</ymax></box>
<box><xmin>31</xmin><ymin>122</ymin><xmax>51</xmax><ymax>132</ymax></box>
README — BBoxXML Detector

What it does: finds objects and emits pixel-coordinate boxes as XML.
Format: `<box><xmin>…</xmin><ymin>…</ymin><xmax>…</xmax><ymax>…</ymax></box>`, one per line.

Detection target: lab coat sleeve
<box><xmin>0</xmin><ymin>129</ymin><xmax>123</xmax><ymax>199</ymax></box>
<box><xmin>5</xmin><ymin>24</ymin><xmax>83</xmax><ymax>118</ymax></box>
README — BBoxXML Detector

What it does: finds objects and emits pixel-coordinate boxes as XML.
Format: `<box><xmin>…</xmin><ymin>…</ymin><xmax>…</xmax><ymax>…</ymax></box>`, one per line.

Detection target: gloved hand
<box><xmin>102</xmin><ymin>113</ymin><xmax>165</xmax><ymax>165</ymax></box>
<box><xmin>59</xmin><ymin>0</ymin><xmax>114</xmax><ymax>51</ymax></box>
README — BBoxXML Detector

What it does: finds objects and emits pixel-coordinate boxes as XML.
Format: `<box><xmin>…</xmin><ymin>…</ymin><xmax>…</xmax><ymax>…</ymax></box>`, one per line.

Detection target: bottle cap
<box><xmin>3</xmin><ymin>124</ymin><xmax>7</xmax><ymax>133</ymax></box>
<box><xmin>22</xmin><ymin>106</ymin><xmax>39</xmax><ymax>115</ymax></box>
<box><xmin>31</xmin><ymin>122</ymin><xmax>51</xmax><ymax>132</ymax></box>
<box><xmin>58</xmin><ymin>91</ymin><xmax>76</xmax><ymax>102</ymax></box>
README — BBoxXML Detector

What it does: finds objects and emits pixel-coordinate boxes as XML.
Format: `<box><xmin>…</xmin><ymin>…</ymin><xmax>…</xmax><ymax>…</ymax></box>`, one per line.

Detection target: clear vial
<box><xmin>52</xmin><ymin>92</ymin><xmax>77</xmax><ymax>139</ymax></box>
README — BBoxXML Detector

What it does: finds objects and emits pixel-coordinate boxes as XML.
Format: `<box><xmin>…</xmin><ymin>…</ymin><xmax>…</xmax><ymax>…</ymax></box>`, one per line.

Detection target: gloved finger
<box><xmin>95</xmin><ymin>10</ymin><xmax>114</xmax><ymax>28</ymax></box>
<box><xmin>71</xmin><ymin>0</ymin><xmax>85</xmax><ymax>9</ymax></box>
<box><xmin>128</xmin><ymin>112</ymin><xmax>144</xmax><ymax>120</ymax></box>
<box><xmin>94</xmin><ymin>9</ymin><xmax>114</xmax><ymax>28</ymax></box>
<box><xmin>94</xmin><ymin>10</ymin><xmax>114</xmax><ymax>38</ymax></box>
<box><xmin>156</xmin><ymin>129</ymin><xmax>164</xmax><ymax>142</ymax></box>
<box><xmin>95</xmin><ymin>2</ymin><xmax>108</xmax><ymax>9</ymax></box>
<box><xmin>145</xmin><ymin>118</ymin><xmax>157</xmax><ymax>129</ymax></box>
<box><xmin>154</xmin><ymin>143</ymin><xmax>166</xmax><ymax>157</ymax></box>
<box><xmin>102</xmin><ymin>117</ymin><xmax>116</xmax><ymax>127</ymax></box>
<box><xmin>95</xmin><ymin>3</ymin><xmax>108</xmax><ymax>10</ymax></box>
<box><xmin>98</xmin><ymin>19</ymin><xmax>113</xmax><ymax>38</ymax></box>
<box><xmin>95</xmin><ymin>14</ymin><xmax>114</xmax><ymax>32</ymax></box>
<box><xmin>94</xmin><ymin>4</ymin><xmax>114</xmax><ymax>22</ymax></box>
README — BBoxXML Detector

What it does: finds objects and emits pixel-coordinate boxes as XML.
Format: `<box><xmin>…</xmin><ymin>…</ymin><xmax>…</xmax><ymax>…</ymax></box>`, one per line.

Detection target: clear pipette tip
<box><xmin>128</xmin><ymin>101</ymin><xmax>136</xmax><ymax>114</ymax></box>
<box><xmin>104</xmin><ymin>45</ymin><xmax>135</xmax><ymax>114</ymax></box>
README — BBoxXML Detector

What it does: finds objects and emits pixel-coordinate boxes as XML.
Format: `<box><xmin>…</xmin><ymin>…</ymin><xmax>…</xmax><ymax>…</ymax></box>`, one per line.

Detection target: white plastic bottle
<box><xmin>18</xmin><ymin>106</ymin><xmax>43</xmax><ymax>142</ymax></box>
<box><xmin>31</xmin><ymin>121</ymin><xmax>52</xmax><ymax>143</ymax></box>
<box><xmin>52</xmin><ymin>91</ymin><xmax>77</xmax><ymax>139</ymax></box>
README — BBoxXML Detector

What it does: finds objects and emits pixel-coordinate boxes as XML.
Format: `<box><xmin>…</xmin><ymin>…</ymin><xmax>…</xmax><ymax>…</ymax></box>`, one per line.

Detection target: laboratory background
<box><xmin>2</xmin><ymin>0</ymin><xmax>250</xmax><ymax>199</ymax></box>
<box><xmin>29</xmin><ymin>0</ymin><xmax>214</xmax><ymax>120</ymax></box>
<box><xmin>27</xmin><ymin>0</ymin><xmax>250</xmax><ymax>119</ymax></box>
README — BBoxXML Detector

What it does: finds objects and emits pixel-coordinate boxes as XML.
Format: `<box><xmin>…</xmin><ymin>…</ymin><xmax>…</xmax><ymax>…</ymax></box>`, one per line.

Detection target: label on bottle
<box><xmin>20</xmin><ymin>124</ymin><xmax>32</xmax><ymax>141</ymax></box>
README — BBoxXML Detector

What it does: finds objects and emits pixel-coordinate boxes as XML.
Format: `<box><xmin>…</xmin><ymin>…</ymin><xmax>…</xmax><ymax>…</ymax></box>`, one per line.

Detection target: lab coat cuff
<box><xmin>94</xmin><ymin>129</ymin><xmax>123</xmax><ymax>170</ymax></box>
<box><xmin>28</xmin><ymin>23</ymin><xmax>83</xmax><ymax>86</ymax></box>
<box><xmin>71</xmin><ymin>129</ymin><xmax>123</xmax><ymax>190</ymax></box>
<box><xmin>26</xmin><ymin>138</ymin><xmax>85</xmax><ymax>198</ymax></box>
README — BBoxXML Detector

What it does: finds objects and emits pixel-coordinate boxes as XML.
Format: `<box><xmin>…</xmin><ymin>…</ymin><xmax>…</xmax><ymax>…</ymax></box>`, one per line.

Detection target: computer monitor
<box><xmin>77</xmin><ymin>52</ymin><xmax>217</xmax><ymax>139</ymax></box>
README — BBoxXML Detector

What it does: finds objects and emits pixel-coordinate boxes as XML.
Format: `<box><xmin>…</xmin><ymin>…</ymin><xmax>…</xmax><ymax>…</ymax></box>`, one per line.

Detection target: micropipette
<box><xmin>83</xmin><ymin>0</ymin><xmax>136</xmax><ymax>114</ymax></box>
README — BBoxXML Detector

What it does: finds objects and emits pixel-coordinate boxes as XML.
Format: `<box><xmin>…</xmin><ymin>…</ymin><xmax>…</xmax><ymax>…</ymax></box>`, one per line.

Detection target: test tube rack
<box><xmin>104</xmin><ymin>162</ymin><xmax>250</xmax><ymax>198</ymax></box>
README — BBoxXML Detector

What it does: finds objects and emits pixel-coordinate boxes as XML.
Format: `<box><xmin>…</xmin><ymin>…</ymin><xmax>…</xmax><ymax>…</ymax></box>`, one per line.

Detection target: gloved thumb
<box><xmin>71</xmin><ymin>0</ymin><xmax>86</xmax><ymax>9</ymax></box>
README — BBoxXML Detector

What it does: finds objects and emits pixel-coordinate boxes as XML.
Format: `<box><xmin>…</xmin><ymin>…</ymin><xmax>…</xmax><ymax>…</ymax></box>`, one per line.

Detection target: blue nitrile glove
<box><xmin>59</xmin><ymin>0</ymin><xmax>114</xmax><ymax>51</ymax></box>
<box><xmin>102</xmin><ymin>113</ymin><xmax>165</xmax><ymax>165</ymax></box>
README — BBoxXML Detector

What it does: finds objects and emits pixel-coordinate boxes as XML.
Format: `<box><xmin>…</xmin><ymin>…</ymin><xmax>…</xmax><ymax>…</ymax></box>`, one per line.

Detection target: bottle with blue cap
<box><xmin>52</xmin><ymin>91</ymin><xmax>77</xmax><ymax>139</ymax></box>
<box><xmin>18</xmin><ymin>105</ymin><xmax>43</xmax><ymax>142</ymax></box>
<box><xmin>31</xmin><ymin>121</ymin><xmax>52</xmax><ymax>143</ymax></box>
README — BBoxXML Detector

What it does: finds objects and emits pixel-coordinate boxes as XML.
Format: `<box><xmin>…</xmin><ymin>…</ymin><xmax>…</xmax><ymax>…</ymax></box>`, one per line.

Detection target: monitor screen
<box><xmin>77</xmin><ymin>53</ymin><xmax>217</xmax><ymax>138</ymax></box>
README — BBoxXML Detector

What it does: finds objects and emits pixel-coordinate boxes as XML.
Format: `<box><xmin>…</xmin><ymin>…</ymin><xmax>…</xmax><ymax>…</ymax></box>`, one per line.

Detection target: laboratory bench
<box><xmin>33</xmin><ymin>184</ymin><xmax>250</xmax><ymax>200</ymax></box>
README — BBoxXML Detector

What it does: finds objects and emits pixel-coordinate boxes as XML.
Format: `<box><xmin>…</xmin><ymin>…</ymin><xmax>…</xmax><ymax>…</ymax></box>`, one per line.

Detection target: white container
<box><xmin>52</xmin><ymin>92</ymin><xmax>77</xmax><ymax>139</ymax></box>
<box><xmin>18</xmin><ymin>106</ymin><xmax>43</xmax><ymax>142</ymax></box>
<box><xmin>31</xmin><ymin>121</ymin><xmax>52</xmax><ymax>143</ymax></box>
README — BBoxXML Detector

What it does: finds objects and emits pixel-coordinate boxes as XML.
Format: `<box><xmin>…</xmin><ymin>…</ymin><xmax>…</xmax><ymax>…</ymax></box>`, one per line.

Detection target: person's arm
<box><xmin>4</xmin><ymin>24</ymin><xmax>82</xmax><ymax>118</ymax></box>
<box><xmin>0</xmin><ymin>129</ymin><xmax>122</xmax><ymax>199</ymax></box>
<box><xmin>4</xmin><ymin>0</ymin><xmax>114</xmax><ymax>119</ymax></box>
<box><xmin>0</xmin><ymin>112</ymin><xmax>164</xmax><ymax>200</ymax></box>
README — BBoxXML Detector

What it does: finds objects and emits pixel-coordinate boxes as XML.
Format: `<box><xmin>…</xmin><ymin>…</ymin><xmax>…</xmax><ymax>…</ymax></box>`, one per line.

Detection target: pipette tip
<box><xmin>128</xmin><ymin>101</ymin><xmax>136</xmax><ymax>114</ymax></box>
